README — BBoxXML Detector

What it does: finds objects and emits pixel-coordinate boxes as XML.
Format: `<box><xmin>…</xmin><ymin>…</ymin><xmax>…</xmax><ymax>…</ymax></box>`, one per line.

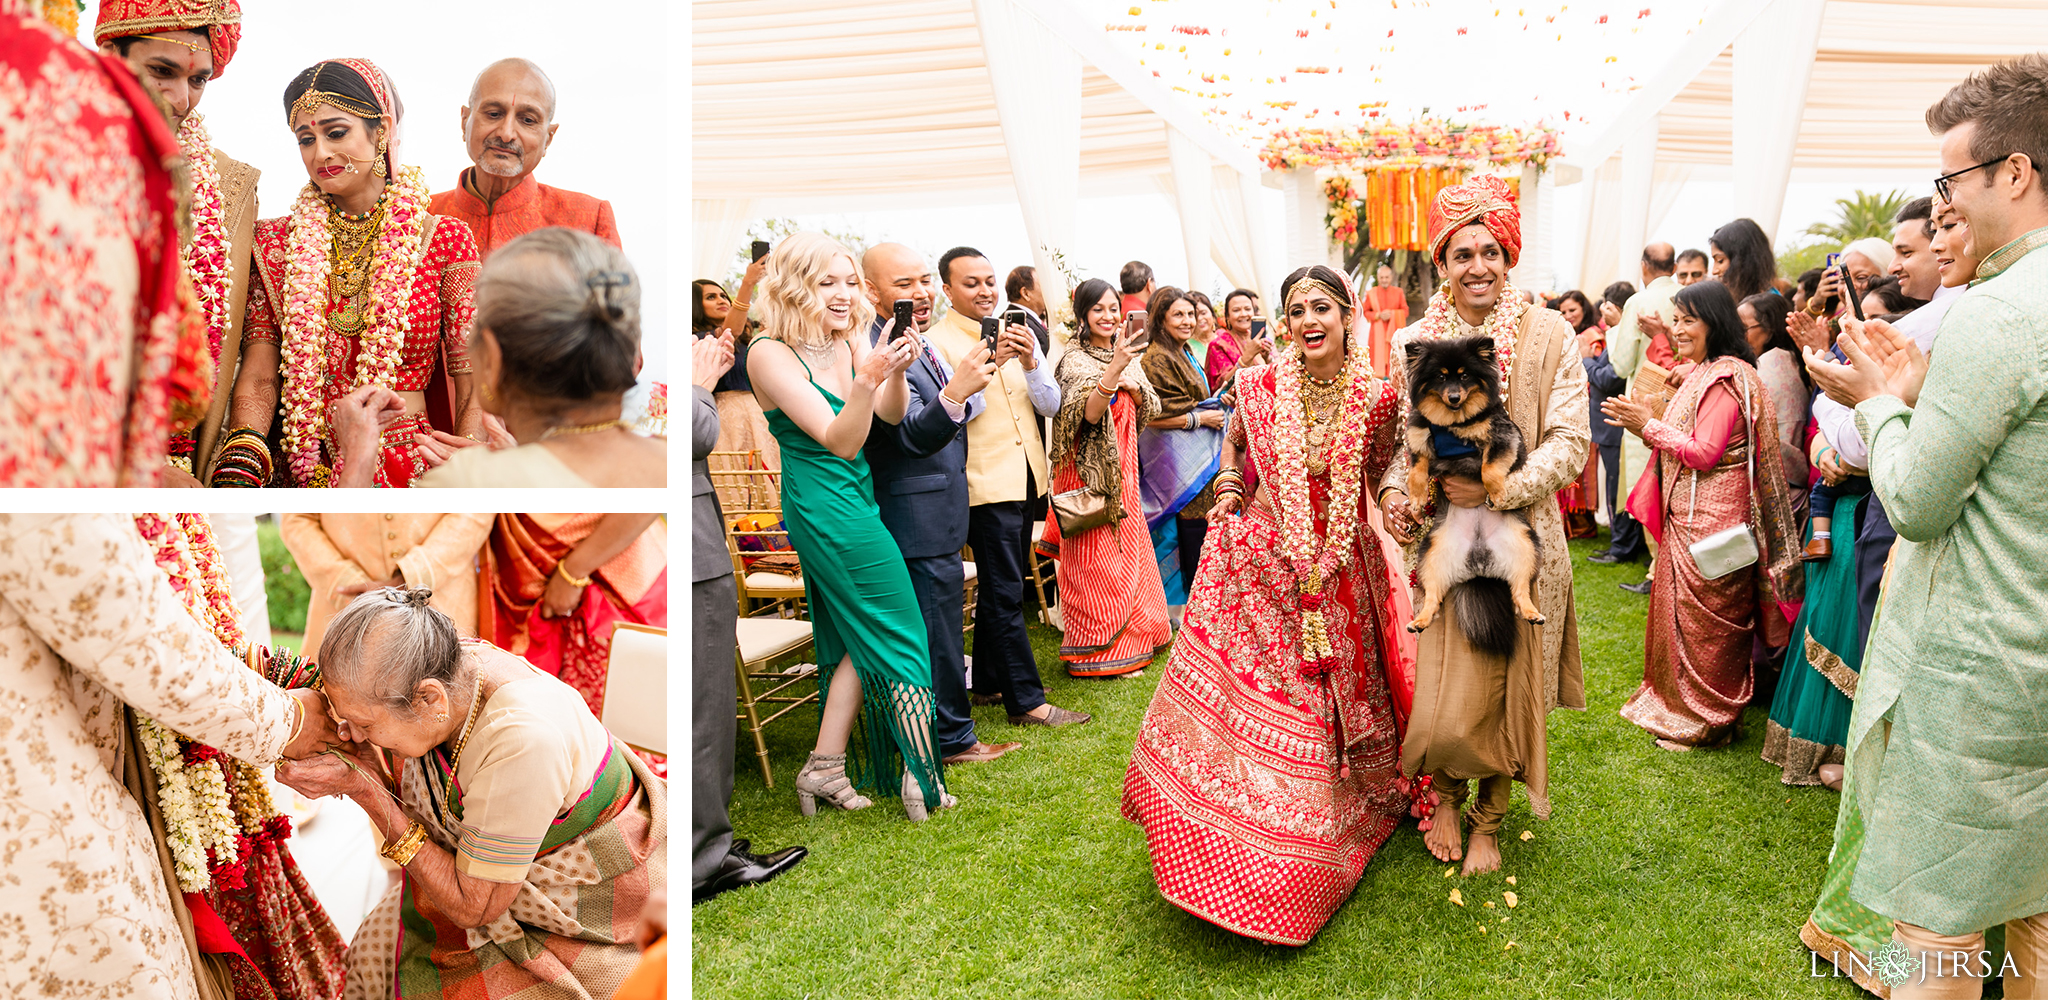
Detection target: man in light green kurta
<box><xmin>1808</xmin><ymin>55</ymin><xmax>2048</xmax><ymax>997</ymax></box>
<box><xmin>1604</xmin><ymin>244</ymin><xmax>1678</xmax><ymax>587</ymax></box>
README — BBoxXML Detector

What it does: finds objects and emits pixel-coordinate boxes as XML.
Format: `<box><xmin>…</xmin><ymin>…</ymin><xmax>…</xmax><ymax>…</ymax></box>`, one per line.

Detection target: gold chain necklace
<box><xmin>327</xmin><ymin>195</ymin><xmax>388</xmax><ymax>336</ymax></box>
<box><xmin>1299</xmin><ymin>359</ymin><xmax>1348</xmax><ymax>474</ymax></box>
<box><xmin>540</xmin><ymin>418</ymin><xmax>626</xmax><ymax>440</ymax></box>
<box><xmin>441</xmin><ymin>674</ymin><xmax>485</xmax><ymax>811</ymax></box>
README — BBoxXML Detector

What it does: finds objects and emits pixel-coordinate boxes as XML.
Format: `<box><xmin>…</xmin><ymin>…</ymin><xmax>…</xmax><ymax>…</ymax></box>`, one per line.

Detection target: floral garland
<box><xmin>132</xmin><ymin>514</ymin><xmax>285</xmax><ymax>894</ymax></box>
<box><xmin>636</xmin><ymin>381</ymin><xmax>669</xmax><ymax>438</ymax></box>
<box><xmin>177</xmin><ymin>114</ymin><xmax>233</xmax><ymax>368</ymax></box>
<box><xmin>1323</xmin><ymin>175</ymin><xmax>1360</xmax><ymax>246</ymax></box>
<box><xmin>1413</xmin><ymin>279</ymin><xmax>1528</xmax><ymax>408</ymax></box>
<box><xmin>1269</xmin><ymin>347</ymin><xmax>1377</xmax><ymax>673</ymax></box>
<box><xmin>1263</xmin><ymin>119</ymin><xmax>1564</xmax><ymax>172</ymax></box>
<box><xmin>280</xmin><ymin>165</ymin><xmax>433</xmax><ymax>485</ymax></box>
<box><xmin>38</xmin><ymin>0</ymin><xmax>79</xmax><ymax>35</ymax></box>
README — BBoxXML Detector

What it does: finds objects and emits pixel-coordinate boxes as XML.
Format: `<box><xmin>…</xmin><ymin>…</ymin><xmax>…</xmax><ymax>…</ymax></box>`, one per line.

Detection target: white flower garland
<box><xmin>138</xmin><ymin>716</ymin><xmax>210</xmax><ymax>892</ymax></box>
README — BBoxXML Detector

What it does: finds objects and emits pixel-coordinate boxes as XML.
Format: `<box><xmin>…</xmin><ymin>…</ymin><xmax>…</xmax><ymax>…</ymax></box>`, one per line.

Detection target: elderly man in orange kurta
<box><xmin>428</xmin><ymin>57</ymin><xmax>620</xmax><ymax>258</ymax></box>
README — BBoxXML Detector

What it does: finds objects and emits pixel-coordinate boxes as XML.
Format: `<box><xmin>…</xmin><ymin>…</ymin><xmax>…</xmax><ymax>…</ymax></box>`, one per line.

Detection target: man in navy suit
<box><xmin>1583</xmin><ymin>321</ymin><xmax>1647</xmax><ymax>566</ymax></box>
<box><xmin>860</xmin><ymin>243</ymin><xmax>1024</xmax><ymax>765</ymax></box>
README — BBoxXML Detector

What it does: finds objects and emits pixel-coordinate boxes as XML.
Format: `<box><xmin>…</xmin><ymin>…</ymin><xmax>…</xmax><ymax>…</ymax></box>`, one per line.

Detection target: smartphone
<box><xmin>1820</xmin><ymin>253</ymin><xmax>1843</xmax><ymax>314</ymax></box>
<box><xmin>1125</xmin><ymin>311</ymin><xmax>1151</xmax><ymax>350</ymax></box>
<box><xmin>891</xmin><ymin>299</ymin><xmax>914</xmax><ymax>341</ymax></box>
<box><xmin>1002</xmin><ymin>306</ymin><xmax>1030</xmax><ymax>329</ymax></box>
<box><xmin>1250</xmin><ymin>318</ymin><xmax>1268</xmax><ymax>338</ymax></box>
<box><xmin>980</xmin><ymin>316</ymin><xmax>1002</xmax><ymax>348</ymax></box>
<box><xmin>751</xmin><ymin>240</ymin><xmax>770</xmax><ymax>263</ymax></box>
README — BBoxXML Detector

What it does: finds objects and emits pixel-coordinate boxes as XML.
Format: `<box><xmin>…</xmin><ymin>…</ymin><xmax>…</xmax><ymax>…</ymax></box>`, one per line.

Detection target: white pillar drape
<box><xmin>1166</xmin><ymin>127</ymin><xmax>1217</xmax><ymax>295</ymax></box>
<box><xmin>1732</xmin><ymin>0</ymin><xmax>1826</xmax><ymax>236</ymax></box>
<box><xmin>973</xmin><ymin>0</ymin><xmax>1082</xmax><ymax>308</ymax></box>
<box><xmin>692</xmin><ymin>198</ymin><xmax>755</xmax><ymax>284</ymax></box>
<box><xmin>1208</xmin><ymin>165</ymin><xmax>1259</xmax><ymax>295</ymax></box>
<box><xmin>1242</xmin><ymin>169</ymin><xmax>1282</xmax><ymax>297</ymax></box>
<box><xmin>1577</xmin><ymin>155</ymin><xmax>1625</xmax><ymax>294</ymax></box>
<box><xmin>1616</xmin><ymin>119</ymin><xmax>1660</xmax><ymax>283</ymax></box>
<box><xmin>1280</xmin><ymin>167</ymin><xmax>1335</xmax><ymax>276</ymax></box>
<box><xmin>1512</xmin><ymin>163</ymin><xmax>1558</xmax><ymax>293</ymax></box>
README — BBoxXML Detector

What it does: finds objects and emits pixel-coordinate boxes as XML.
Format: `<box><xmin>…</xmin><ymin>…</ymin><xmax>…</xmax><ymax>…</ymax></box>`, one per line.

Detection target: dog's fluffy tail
<box><xmin>1454</xmin><ymin>579</ymin><xmax>1518</xmax><ymax>660</ymax></box>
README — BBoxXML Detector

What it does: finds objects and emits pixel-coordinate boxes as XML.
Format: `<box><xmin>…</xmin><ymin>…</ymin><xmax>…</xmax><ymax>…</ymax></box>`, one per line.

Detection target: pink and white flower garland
<box><xmin>280</xmin><ymin>164</ymin><xmax>433</xmax><ymax>485</ymax></box>
<box><xmin>1270</xmin><ymin>350</ymin><xmax>1378</xmax><ymax>672</ymax></box>
<box><xmin>176</xmin><ymin>113</ymin><xmax>233</xmax><ymax>368</ymax></box>
<box><xmin>1414</xmin><ymin>279</ymin><xmax>1527</xmax><ymax>407</ymax></box>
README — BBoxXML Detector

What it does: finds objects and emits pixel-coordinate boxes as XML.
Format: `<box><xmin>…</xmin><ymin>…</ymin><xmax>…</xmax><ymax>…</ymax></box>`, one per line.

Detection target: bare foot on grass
<box><xmin>1462</xmin><ymin>831</ymin><xmax>1501</xmax><ymax>876</ymax></box>
<box><xmin>1424</xmin><ymin>800</ymin><xmax>1464</xmax><ymax>862</ymax></box>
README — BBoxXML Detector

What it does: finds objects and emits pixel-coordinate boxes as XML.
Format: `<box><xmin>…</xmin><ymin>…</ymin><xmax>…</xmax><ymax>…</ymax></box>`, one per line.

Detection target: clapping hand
<box><xmin>1805</xmin><ymin>317</ymin><xmax>1927</xmax><ymax>408</ymax></box>
<box><xmin>693</xmin><ymin>331</ymin><xmax>736</xmax><ymax>390</ymax></box>
<box><xmin>1638</xmin><ymin>311</ymin><xmax>1675</xmax><ymax>355</ymax></box>
<box><xmin>1601</xmin><ymin>394</ymin><xmax>1652</xmax><ymax>435</ymax></box>
<box><xmin>1786</xmin><ymin>310</ymin><xmax>1831</xmax><ymax>356</ymax></box>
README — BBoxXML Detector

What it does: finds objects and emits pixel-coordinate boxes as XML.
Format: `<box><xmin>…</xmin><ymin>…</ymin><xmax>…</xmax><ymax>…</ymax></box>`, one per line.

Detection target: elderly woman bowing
<box><xmin>276</xmin><ymin>587</ymin><xmax>664</xmax><ymax>1000</ymax></box>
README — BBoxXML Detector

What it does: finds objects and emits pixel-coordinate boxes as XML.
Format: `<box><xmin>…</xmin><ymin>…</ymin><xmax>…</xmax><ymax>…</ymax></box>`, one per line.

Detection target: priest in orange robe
<box><xmin>1364</xmin><ymin>261</ymin><xmax>1409</xmax><ymax>377</ymax></box>
<box><xmin>429</xmin><ymin>57</ymin><xmax>621</xmax><ymax>258</ymax></box>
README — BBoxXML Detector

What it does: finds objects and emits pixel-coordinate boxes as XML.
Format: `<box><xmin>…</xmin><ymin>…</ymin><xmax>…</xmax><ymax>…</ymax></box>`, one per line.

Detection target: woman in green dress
<box><xmin>746</xmin><ymin>231</ymin><xmax>951</xmax><ymax>821</ymax></box>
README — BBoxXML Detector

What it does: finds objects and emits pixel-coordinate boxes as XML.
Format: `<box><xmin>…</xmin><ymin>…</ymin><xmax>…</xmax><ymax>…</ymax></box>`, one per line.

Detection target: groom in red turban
<box><xmin>1377</xmin><ymin>173</ymin><xmax>1590</xmax><ymax>876</ymax></box>
<box><xmin>95</xmin><ymin>0</ymin><xmax>263</xmax><ymax>482</ymax></box>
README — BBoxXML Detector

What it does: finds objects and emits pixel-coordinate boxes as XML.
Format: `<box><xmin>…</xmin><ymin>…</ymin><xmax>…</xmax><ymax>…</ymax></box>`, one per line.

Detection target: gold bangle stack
<box><xmin>380</xmin><ymin>821</ymin><xmax>429</xmax><ymax>866</ymax></box>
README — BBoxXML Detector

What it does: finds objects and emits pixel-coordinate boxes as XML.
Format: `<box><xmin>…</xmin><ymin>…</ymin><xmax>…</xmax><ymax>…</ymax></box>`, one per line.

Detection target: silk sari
<box><xmin>343</xmin><ymin>737</ymin><xmax>662</xmax><ymax>999</ymax></box>
<box><xmin>478</xmin><ymin>514</ymin><xmax>668</xmax><ymax>719</ymax></box>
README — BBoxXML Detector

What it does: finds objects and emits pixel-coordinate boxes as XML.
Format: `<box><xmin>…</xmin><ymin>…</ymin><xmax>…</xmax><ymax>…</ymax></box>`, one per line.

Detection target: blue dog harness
<box><xmin>1431</xmin><ymin>424</ymin><xmax>1480</xmax><ymax>460</ymax></box>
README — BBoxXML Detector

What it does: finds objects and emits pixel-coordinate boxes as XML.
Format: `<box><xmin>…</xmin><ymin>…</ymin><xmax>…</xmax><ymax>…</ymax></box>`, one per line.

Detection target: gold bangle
<box><xmin>553</xmin><ymin>561</ymin><xmax>593</xmax><ymax>588</ymax></box>
<box><xmin>380</xmin><ymin>821</ymin><xmax>429</xmax><ymax>866</ymax></box>
<box><xmin>286</xmin><ymin>697</ymin><xmax>306</xmax><ymax>749</ymax></box>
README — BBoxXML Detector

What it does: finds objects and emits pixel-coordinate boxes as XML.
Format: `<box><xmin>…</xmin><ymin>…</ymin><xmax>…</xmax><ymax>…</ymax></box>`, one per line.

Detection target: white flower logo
<box><xmin>1874</xmin><ymin>941</ymin><xmax>1922</xmax><ymax>988</ymax></box>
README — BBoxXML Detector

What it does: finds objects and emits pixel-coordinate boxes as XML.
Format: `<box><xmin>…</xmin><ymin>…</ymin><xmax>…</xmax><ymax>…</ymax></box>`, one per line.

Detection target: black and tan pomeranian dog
<box><xmin>1402</xmin><ymin>335</ymin><xmax>1545</xmax><ymax>659</ymax></box>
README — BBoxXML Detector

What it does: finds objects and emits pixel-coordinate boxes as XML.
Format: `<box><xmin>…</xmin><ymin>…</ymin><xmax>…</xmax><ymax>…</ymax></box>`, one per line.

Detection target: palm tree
<box><xmin>1776</xmin><ymin>189</ymin><xmax>1912</xmax><ymax>278</ymax></box>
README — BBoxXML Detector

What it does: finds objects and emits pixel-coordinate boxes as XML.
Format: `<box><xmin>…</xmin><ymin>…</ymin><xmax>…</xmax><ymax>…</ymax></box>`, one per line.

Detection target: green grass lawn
<box><xmin>693</xmin><ymin>536</ymin><xmax>1865</xmax><ymax>999</ymax></box>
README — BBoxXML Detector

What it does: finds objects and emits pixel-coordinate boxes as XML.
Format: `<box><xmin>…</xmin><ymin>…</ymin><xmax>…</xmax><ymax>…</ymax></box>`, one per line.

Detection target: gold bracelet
<box><xmin>286</xmin><ymin>697</ymin><xmax>306</xmax><ymax>749</ymax></box>
<box><xmin>380</xmin><ymin>821</ymin><xmax>429</xmax><ymax>865</ymax></box>
<box><xmin>552</xmin><ymin>561</ymin><xmax>593</xmax><ymax>588</ymax></box>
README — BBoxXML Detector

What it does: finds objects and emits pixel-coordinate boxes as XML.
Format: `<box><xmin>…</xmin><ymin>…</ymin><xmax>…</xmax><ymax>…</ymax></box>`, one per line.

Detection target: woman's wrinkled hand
<box><xmin>274</xmin><ymin>740</ymin><xmax>377</xmax><ymax>800</ymax></box>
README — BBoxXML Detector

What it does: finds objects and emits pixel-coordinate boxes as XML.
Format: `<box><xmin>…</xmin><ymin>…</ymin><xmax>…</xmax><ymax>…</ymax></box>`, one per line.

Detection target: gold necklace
<box><xmin>327</xmin><ymin>195</ymin><xmax>388</xmax><ymax>336</ymax></box>
<box><xmin>540</xmin><ymin>418</ymin><xmax>626</xmax><ymax>440</ymax></box>
<box><xmin>1298</xmin><ymin>359</ymin><xmax>1348</xmax><ymax>475</ymax></box>
<box><xmin>442</xmin><ymin>675</ymin><xmax>485</xmax><ymax>811</ymax></box>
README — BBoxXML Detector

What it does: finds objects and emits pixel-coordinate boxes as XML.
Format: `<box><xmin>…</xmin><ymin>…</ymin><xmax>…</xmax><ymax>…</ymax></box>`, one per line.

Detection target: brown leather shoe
<box><xmin>941</xmin><ymin>741</ymin><xmax>1022</xmax><ymax>765</ymax></box>
<box><xmin>1009</xmin><ymin>705</ymin><xmax>1092</xmax><ymax>727</ymax></box>
<box><xmin>1802</xmin><ymin>535</ymin><xmax>1832</xmax><ymax>562</ymax></box>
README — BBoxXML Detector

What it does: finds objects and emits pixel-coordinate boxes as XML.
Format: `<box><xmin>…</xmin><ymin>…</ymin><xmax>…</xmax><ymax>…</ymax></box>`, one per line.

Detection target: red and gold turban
<box><xmin>1428</xmin><ymin>174</ymin><xmax>1522</xmax><ymax>268</ymax></box>
<box><xmin>94</xmin><ymin>0</ymin><xmax>242</xmax><ymax>78</ymax></box>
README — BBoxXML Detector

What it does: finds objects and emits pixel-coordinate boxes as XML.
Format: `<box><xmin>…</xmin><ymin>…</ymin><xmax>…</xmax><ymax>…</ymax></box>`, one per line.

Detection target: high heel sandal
<box><xmin>900</xmin><ymin>770</ymin><xmax>958</xmax><ymax>823</ymax></box>
<box><xmin>795</xmin><ymin>752</ymin><xmax>871</xmax><ymax>816</ymax></box>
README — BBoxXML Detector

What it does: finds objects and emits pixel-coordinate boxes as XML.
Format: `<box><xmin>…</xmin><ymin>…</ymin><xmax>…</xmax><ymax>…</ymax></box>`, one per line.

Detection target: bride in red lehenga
<box><xmin>1122</xmin><ymin>265</ymin><xmax>1422</xmax><ymax>947</ymax></box>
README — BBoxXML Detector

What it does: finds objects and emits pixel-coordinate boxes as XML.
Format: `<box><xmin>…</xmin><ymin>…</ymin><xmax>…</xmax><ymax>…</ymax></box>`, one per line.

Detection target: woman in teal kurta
<box><xmin>746</xmin><ymin>232</ymin><xmax>949</xmax><ymax>821</ymax></box>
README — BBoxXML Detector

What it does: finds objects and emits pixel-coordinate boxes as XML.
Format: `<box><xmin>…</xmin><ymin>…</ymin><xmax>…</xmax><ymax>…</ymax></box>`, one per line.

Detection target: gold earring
<box><xmin>434</xmin><ymin>713</ymin><xmax>447</xmax><ymax>723</ymax></box>
<box><xmin>480</xmin><ymin>381</ymin><xmax>497</xmax><ymax>403</ymax></box>
<box><xmin>373</xmin><ymin>133</ymin><xmax>389</xmax><ymax>177</ymax></box>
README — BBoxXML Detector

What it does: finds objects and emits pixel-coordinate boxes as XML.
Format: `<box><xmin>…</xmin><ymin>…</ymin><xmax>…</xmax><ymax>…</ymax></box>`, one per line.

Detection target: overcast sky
<box><xmin>78</xmin><ymin>0</ymin><xmax>670</xmax><ymax>381</ymax></box>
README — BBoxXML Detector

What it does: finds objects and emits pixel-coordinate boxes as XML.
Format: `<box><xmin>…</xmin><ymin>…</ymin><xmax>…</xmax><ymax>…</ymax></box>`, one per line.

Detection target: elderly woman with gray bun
<box><xmin>274</xmin><ymin>586</ymin><xmax>664</xmax><ymax>997</ymax></box>
<box><xmin>329</xmin><ymin>226</ymin><xmax>666</xmax><ymax>487</ymax></box>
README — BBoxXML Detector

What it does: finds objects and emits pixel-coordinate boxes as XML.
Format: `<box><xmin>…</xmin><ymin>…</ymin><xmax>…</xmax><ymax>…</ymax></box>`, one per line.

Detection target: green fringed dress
<box><xmin>760</xmin><ymin>346</ymin><xmax>943</xmax><ymax>801</ymax></box>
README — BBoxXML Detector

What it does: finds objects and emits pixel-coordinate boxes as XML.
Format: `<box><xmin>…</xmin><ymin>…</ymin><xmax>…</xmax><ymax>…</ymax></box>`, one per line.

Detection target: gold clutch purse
<box><xmin>1051</xmin><ymin>486</ymin><xmax>1115</xmax><ymax>536</ymax></box>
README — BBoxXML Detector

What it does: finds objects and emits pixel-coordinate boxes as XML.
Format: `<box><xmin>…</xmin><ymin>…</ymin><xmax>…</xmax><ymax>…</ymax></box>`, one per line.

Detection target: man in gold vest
<box><xmin>923</xmin><ymin>247</ymin><xmax>1064</xmax><ymax>723</ymax></box>
<box><xmin>1378</xmin><ymin>176</ymin><xmax>1590</xmax><ymax>876</ymax></box>
<box><xmin>94</xmin><ymin>0</ymin><xmax>260</xmax><ymax>486</ymax></box>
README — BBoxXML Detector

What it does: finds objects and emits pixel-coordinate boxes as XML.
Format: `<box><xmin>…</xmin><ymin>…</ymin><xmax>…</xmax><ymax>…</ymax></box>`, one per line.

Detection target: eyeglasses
<box><xmin>1934</xmin><ymin>156</ymin><xmax>2011</xmax><ymax>204</ymax></box>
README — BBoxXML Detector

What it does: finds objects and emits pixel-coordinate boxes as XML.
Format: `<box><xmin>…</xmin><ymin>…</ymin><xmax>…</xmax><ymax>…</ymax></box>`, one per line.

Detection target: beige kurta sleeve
<box><xmin>393</xmin><ymin>514</ymin><xmax>491</xmax><ymax>601</ymax></box>
<box><xmin>280</xmin><ymin>514</ymin><xmax>371</xmax><ymax>602</ymax></box>
<box><xmin>0</xmin><ymin>514</ymin><xmax>296</xmax><ymax>766</ymax></box>
<box><xmin>1493</xmin><ymin>318</ymin><xmax>1592</xmax><ymax>511</ymax></box>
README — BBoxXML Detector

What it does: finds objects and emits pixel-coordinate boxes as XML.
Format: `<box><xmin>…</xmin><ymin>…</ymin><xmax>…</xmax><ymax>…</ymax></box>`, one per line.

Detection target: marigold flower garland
<box><xmin>177</xmin><ymin>114</ymin><xmax>233</xmax><ymax>368</ymax></box>
<box><xmin>1414</xmin><ymin>279</ymin><xmax>1528</xmax><ymax>408</ymax></box>
<box><xmin>1270</xmin><ymin>339</ymin><xmax>1376</xmax><ymax>673</ymax></box>
<box><xmin>280</xmin><ymin>165</ymin><xmax>432</xmax><ymax>485</ymax></box>
<box><xmin>132</xmin><ymin>514</ymin><xmax>286</xmax><ymax>894</ymax></box>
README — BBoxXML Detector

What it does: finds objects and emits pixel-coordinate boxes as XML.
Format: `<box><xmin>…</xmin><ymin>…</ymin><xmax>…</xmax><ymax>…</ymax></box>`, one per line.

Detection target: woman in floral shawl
<box><xmin>1121</xmin><ymin>265</ymin><xmax>1419</xmax><ymax>946</ymax></box>
<box><xmin>1604</xmin><ymin>279</ymin><xmax>1803</xmax><ymax>750</ymax></box>
<box><xmin>1037</xmin><ymin>278</ymin><xmax>1172</xmax><ymax>678</ymax></box>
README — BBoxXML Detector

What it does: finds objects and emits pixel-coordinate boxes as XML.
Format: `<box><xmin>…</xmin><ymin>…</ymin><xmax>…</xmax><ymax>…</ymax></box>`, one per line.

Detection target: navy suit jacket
<box><xmin>864</xmin><ymin>323</ymin><xmax>974</xmax><ymax>559</ymax></box>
<box><xmin>1584</xmin><ymin>349</ymin><xmax>1627</xmax><ymax>449</ymax></box>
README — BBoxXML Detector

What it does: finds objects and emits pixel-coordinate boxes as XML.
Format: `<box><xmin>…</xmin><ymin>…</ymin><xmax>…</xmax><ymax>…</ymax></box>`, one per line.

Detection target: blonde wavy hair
<box><xmin>758</xmin><ymin>231</ymin><xmax>874</xmax><ymax>351</ymax></box>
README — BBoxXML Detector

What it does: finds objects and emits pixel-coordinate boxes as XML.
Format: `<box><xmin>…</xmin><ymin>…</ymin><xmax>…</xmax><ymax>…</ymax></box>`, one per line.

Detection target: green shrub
<box><xmin>258</xmin><ymin>516</ymin><xmax>310</xmax><ymax>634</ymax></box>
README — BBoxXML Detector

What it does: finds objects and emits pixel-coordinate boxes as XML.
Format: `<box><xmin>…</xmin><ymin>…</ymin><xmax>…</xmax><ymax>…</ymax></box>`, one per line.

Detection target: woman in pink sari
<box><xmin>1604</xmin><ymin>280</ymin><xmax>1802</xmax><ymax>750</ymax></box>
<box><xmin>1204</xmin><ymin>288</ymin><xmax>1271</xmax><ymax>392</ymax></box>
<box><xmin>478</xmin><ymin>513</ymin><xmax>668</xmax><ymax>718</ymax></box>
<box><xmin>1123</xmin><ymin>265</ymin><xmax>1420</xmax><ymax>946</ymax></box>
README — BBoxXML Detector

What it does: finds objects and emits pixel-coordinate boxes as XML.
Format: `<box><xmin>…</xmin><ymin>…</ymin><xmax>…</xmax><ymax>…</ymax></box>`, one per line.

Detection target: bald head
<box><xmin>862</xmin><ymin>242</ymin><xmax>937</xmax><ymax>331</ymax></box>
<box><xmin>1642</xmin><ymin>242</ymin><xmax>1676</xmax><ymax>277</ymax></box>
<box><xmin>463</xmin><ymin>58</ymin><xmax>561</xmax><ymax>186</ymax></box>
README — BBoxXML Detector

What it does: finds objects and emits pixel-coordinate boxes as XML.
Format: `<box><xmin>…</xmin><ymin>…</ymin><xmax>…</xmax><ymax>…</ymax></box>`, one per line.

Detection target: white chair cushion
<box><xmin>962</xmin><ymin>561</ymin><xmax>977</xmax><ymax>584</ymax></box>
<box><xmin>736</xmin><ymin>616</ymin><xmax>814</xmax><ymax>663</ymax></box>
<box><xmin>745</xmin><ymin>571</ymin><xmax>804</xmax><ymax>591</ymax></box>
<box><xmin>602</xmin><ymin>624</ymin><xmax>666</xmax><ymax>755</ymax></box>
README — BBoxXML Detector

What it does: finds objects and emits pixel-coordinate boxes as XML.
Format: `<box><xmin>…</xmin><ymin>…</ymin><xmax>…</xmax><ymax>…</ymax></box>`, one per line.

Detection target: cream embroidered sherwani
<box><xmin>280</xmin><ymin>513</ymin><xmax>492</xmax><ymax>654</ymax></box>
<box><xmin>1383</xmin><ymin>306</ymin><xmax>1590</xmax><ymax>820</ymax></box>
<box><xmin>0</xmin><ymin>514</ymin><xmax>298</xmax><ymax>1000</ymax></box>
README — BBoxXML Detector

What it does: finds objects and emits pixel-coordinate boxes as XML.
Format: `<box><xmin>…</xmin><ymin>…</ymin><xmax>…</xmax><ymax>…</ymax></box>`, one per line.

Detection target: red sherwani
<box><xmin>429</xmin><ymin>168</ymin><xmax>621</xmax><ymax>259</ymax></box>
